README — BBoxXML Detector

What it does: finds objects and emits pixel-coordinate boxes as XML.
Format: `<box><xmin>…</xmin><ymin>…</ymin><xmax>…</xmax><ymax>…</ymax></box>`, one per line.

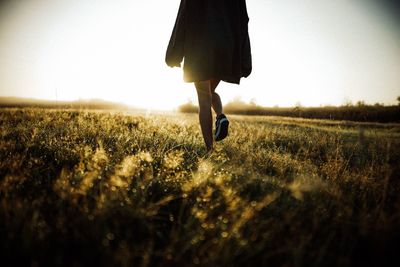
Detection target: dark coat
<box><xmin>166</xmin><ymin>0</ymin><xmax>252</xmax><ymax>84</ymax></box>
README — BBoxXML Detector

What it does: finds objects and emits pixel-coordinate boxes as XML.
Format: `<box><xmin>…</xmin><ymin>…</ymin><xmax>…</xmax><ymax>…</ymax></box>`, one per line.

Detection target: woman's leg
<box><xmin>210</xmin><ymin>79</ymin><xmax>223</xmax><ymax>116</ymax></box>
<box><xmin>210</xmin><ymin>79</ymin><xmax>229</xmax><ymax>141</ymax></box>
<box><xmin>195</xmin><ymin>80</ymin><xmax>213</xmax><ymax>151</ymax></box>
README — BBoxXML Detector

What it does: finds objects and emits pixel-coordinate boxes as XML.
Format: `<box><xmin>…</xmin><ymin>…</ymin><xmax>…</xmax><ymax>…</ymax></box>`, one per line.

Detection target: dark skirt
<box><xmin>166</xmin><ymin>0</ymin><xmax>252</xmax><ymax>84</ymax></box>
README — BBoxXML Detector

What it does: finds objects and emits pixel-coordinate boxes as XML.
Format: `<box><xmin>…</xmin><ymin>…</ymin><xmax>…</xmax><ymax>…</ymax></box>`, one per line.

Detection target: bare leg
<box><xmin>210</xmin><ymin>79</ymin><xmax>223</xmax><ymax>116</ymax></box>
<box><xmin>195</xmin><ymin>80</ymin><xmax>213</xmax><ymax>151</ymax></box>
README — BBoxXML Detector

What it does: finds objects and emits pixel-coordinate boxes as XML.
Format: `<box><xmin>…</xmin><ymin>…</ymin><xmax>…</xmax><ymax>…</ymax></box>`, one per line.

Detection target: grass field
<box><xmin>1</xmin><ymin>108</ymin><xmax>399</xmax><ymax>267</ymax></box>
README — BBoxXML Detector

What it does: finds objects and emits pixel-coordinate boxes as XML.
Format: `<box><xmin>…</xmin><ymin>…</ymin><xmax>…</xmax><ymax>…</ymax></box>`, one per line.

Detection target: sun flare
<box><xmin>0</xmin><ymin>0</ymin><xmax>399</xmax><ymax>109</ymax></box>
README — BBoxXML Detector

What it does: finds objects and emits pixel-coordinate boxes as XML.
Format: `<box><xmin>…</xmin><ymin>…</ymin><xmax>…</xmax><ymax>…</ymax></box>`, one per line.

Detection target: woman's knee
<box><xmin>195</xmin><ymin>81</ymin><xmax>212</xmax><ymax>99</ymax></box>
<box><xmin>210</xmin><ymin>79</ymin><xmax>220</xmax><ymax>92</ymax></box>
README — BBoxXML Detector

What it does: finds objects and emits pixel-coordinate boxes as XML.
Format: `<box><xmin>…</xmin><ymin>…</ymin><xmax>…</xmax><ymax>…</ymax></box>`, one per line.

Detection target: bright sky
<box><xmin>0</xmin><ymin>0</ymin><xmax>399</xmax><ymax>110</ymax></box>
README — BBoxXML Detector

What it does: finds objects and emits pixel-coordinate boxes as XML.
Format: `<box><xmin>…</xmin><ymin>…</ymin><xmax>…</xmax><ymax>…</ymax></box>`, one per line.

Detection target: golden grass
<box><xmin>0</xmin><ymin>108</ymin><xmax>399</xmax><ymax>267</ymax></box>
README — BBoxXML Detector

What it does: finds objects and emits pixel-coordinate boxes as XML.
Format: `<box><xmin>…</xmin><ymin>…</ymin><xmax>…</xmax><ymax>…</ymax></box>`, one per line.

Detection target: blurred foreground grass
<box><xmin>1</xmin><ymin>108</ymin><xmax>399</xmax><ymax>267</ymax></box>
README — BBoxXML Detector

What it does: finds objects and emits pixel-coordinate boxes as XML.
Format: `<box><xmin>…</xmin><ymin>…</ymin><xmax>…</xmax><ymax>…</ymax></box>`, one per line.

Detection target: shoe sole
<box><xmin>215</xmin><ymin>118</ymin><xmax>229</xmax><ymax>141</ymax></box>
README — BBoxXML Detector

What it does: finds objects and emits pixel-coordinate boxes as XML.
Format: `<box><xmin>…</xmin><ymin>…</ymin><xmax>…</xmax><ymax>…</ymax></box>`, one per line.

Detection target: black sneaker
<box><xmin>215</xmin><ymin>114</ymin><xmax>229</xmax><ymax>141</ymax></box>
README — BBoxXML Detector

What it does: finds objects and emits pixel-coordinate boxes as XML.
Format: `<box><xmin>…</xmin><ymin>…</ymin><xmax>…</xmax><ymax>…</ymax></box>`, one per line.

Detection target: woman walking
<box><xmin>166</xmin><ymin>0</ymin><xmax>252</xmax><ymax>152</ymax></box>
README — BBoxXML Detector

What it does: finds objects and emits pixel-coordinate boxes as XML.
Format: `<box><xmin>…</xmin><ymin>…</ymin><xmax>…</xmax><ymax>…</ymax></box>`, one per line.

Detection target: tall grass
<box><xmin>0</xmin><ymin>108</ymin><xmax>399</xmax><ymax>267</ymax></box>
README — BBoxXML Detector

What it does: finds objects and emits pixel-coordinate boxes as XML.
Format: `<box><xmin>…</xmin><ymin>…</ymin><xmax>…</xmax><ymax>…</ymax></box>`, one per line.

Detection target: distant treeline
<box><xmin>0</xmin><ymin>97</ymin><xmax>136</xmax><ymax>111</ymax></box>
<box><xmin>178</xmin><ymin>100</ymin><xmax>400</xmax><ymax>123</ymax></box>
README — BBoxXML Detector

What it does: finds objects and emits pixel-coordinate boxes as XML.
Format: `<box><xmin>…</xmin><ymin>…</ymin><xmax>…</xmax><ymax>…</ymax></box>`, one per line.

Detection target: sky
<box><xmin>0</xmin><ymin>0</ymin><xmax>399</xmax><ymax>110</ymax></box>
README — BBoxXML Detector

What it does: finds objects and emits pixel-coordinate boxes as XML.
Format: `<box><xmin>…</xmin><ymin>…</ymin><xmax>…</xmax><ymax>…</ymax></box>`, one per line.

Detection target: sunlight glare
<box><xmin>0</xmin><ymin>0</ymin><xmax>399</xmax><ymax>109</ymax></box>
